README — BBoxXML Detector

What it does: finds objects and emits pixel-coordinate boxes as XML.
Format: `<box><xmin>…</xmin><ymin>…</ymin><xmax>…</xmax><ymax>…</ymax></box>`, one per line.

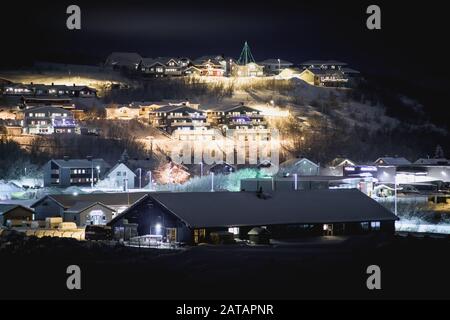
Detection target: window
<box><xmin>371</xmin><ymin>221</ymin><xmax>381</xmax><ymax>230</ymax></box>
<box><xmin>117</xmin><ymin>172</ymin><xmax>121</xmax><ymax>176</ymax></box>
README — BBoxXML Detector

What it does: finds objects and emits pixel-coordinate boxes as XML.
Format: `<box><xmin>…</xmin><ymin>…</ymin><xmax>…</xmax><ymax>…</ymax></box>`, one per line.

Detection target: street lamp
<box><xmin>200</xmin><ymin>161</ymin><xmax>204</xmax><ymax>178</ymax></box>
<box><xmin>137</xmin><ymin>168</ymin><xmax>142</xmax><ymax>189</ymax></box>
<box><xmin>148</xmin><ymin>170</ymin><xmax>152</xmax><ymax>190</ymax></box>
<box><xmin>394</xmin><ymin>174</ymin><xmax>398</xmax><ymax>216</ymax></box>
<box><xmin>277</xmin><ymin>58</ymin><xmax>281</xmax><ymax>73</ymax></box>
<box><xmin>210</xmin><ymin>172</ymin><xmax>215</xmax><ymax>192</ymax></box>
<box><xmin>123</xmin><ymin>178</ymin><xmax>128</xmax><ymax>192</ymax></box>
<box><xmin>96</xmin><ymin>165</ymin><xmax>100</xmax><ymax>183</ymax></box>
<box><xmin>91</xmin><ymin>161</ymin><xmax>94</xmax><ymax>188</ymax></box>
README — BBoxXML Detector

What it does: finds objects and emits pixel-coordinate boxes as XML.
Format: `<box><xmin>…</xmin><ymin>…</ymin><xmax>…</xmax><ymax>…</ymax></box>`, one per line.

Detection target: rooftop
<box><xmin>147</xmin><ymin>189</ymin><xmax>398</xmax><ymax>228</ymax></box>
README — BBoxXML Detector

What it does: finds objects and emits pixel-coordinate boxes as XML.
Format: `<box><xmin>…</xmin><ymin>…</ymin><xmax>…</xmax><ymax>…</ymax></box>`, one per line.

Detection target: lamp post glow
<box><xmin>123</xmin><ymin>178</ymin><xmax>128</xmax><ymax>192</ymax></box>
<box><xmin>96</xmin><ymin>165</ymin><xmax>100</xmax><ymax>183</ymax></box>
<box><xmin>138</xmin><ymin>168</ymin><xmax>142</xmax><ymax>189</ymax></box>
<box><xmin>294</xmin><ymin>173</ymin><xmax>298</xmax><ymax>190</ymax></box>
<box><xmin>155</xmin><ymin>223</ymin><xmax>162</xmax><ymax>234</ymax></box>
<box><xmin>91</xmin><ymin>161</ymin><xmax>94</xmax><ymax>188</ymax></box>
<box><xmin>148</xmin><ymin>170</ymin><xmax>152</xmax><ymax>190</ymax></box>
<box><xmin>394</xmin><ymin>174</ymin><xmax>398</xmax><ymax>216</ymax></box>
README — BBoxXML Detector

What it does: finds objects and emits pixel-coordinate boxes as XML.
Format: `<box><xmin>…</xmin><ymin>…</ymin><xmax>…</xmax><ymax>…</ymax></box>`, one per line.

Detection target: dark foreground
<box><xmin>1</xmin><ymin>232</ymin><xmax>450</xmax><ymax>300</ymax></box>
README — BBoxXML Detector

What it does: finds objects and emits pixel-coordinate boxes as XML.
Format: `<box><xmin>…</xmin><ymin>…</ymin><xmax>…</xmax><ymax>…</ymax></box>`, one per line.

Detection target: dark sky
<box><xmin>1</xmin><ymin>1</ymin><xmax>447</xmax><ymax>78</ymax></box>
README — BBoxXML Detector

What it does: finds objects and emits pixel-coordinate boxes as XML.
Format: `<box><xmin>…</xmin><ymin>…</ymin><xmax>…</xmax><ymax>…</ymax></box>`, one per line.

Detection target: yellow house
<box><xmin>299</xmin><ymin>69</ymin><xmax>319</xmax><ymax>85</ymax></box>
<box><xmin>299</xmin><ymin>68</ymin><xmax>348</xmax><ymax>87</ymax></box>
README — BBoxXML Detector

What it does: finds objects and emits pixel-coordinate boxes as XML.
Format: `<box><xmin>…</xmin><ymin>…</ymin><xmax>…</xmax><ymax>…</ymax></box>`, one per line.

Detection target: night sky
<box><xmin>1</xmin><ymin>1</ymin><xmax>447</xmax><ymax>78</ymax></box>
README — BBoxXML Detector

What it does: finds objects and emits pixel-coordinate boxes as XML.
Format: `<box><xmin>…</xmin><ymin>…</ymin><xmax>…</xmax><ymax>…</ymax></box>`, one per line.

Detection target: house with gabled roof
<box><xmin>149</xmin><ymin>103</ymin><xmax>210</xmax><ymax>133</ymax></box>
<box><xmin>105</xmin><ymin>52</ymin><xmax>142</xmax><ymax>71</ymax></box>
<box><xmin>107</xmin><ymin>189</ymin><xmax>398</xmax><ymax>244</ymax></box>
<box><xmin>43</xmin><ymin>158</ymin><xmax>111</xmax><ymax>187</ymax></box>
<box><xmin>259</xmin><ymin>58</ymin><xmax>294</xmax><ymax>74</ymax></box>
<box><xmin>0</xmin><ymin>204</ymin><xmax>34</xmax><ymax>226</ymax></box>
<box><xmin>23</xmin><ymin>105</ymin><xmax>77</xmax><ymax>135</ymax></box>
<box><xmin>207</xmin><ymin>103</ymin><xmax>266</xmax><ymax>131</ymax></box>
<box><xmin>99</xmin><ymin>162</ymin><xmax>137</xmax><ymax>190</ymax></box>
<box><xmin>63</xmin><ymin>201</ymin><xmax>116</xmax><ymax>226</ymax></box>
<box><xmin>31</xmin><ymin>192</ymin><xmax>149</xmax><ymax>221</ymax></box>
<box><xmin>374</xmin><ymin>157</ymin><xmax>411</xmax><ymax>166</ymax></box>
<box><xmin>138</xmin><ymin>57</ymin><xmax>185</xmax><ymax>77</ymax></box>
<box><xmin>278</xmin><ymin>157</ymin><xmax>320</xmax><ymax>177</ymax></box>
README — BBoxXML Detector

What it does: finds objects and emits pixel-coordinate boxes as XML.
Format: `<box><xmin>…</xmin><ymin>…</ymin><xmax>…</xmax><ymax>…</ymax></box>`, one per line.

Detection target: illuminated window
<box><xmin>371</xmin><ymin>221</ymin><xmax>381</xmax><ymax>230</ymax></box>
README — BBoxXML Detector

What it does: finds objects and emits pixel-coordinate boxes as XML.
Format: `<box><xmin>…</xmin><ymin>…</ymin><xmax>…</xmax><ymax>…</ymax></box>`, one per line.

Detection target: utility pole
<box><xmin>394</xmin><ymin>174</ymin><xmax>398</xmax><ymax>216</ymax></box>
<box><xmin>138</xmin><ymin>168</ymin><xmax>142</xmax><ymax>189</ymax></box>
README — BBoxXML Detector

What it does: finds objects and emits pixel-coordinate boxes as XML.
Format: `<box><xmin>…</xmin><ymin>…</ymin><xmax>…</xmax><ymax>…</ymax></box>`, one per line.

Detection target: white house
<box><xmin>106</xmin><ymin>105</ymin><xmax>140</xmax><ymax>120</ymax></box>
<box><xmin>99</xmin><ymin>163</ymin><xmax>136</xmax><ymax>190</ymax></box>
<box><xmin>278</xmin><ymin>157</ymin><xmax>320</xmax><ymax>177</ymax></box>
<box><xmin>259</xmin><ymin>59</ymin><xmax>294</xmax><ymax>74</ymax></box>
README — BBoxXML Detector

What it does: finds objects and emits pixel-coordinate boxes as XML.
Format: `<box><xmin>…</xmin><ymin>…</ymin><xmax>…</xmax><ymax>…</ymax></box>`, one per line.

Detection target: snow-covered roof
<box><xmin>51</xmin><ymin>159</ymin><xmax>110</xmax><ymax>169</ymax></box>
<box><xmin>329</xmin><ymin>158</ymin><xmax>356</xmax><ymax>167</ymax></box>
<box><xmin>142</xmin><ymin>189</ymin><xmax>398</xmax><ymax>228</ymax></box>
<box><xmin>65</xmin><ymin>201</ymin><xmax>115</xmax><ymax>214</ymax></box>
<box><xmin>374</xmin><ymin>157</ymin><xmax>411</xmax><ymax>166</ymax></box>
<box><xmin>105</xmin><ymin>52</ymin><xmax>142</xmax><ymax>67</ymax></box>
<box><xmin>259</xmin><ymin>59</ymin><xmax>293</xmax><ymax>65</ymax></box>
<box><xmin>300</xmin><ymin>60</ymin><xmax>347</xmax><ymax>66</ymax></box>
<box><xmin>154</xmin><ymin>104</ymin><xmax>202</xmax><ymax>113</ymax></box>
<box><xmin>31</xmin><ymin>192</ymin><xmax>149</xmax><ymax>209</ymax></box>
<box><xmin>414</xmin><ymin>158</ymin><xmax>450</xmax><ymax>165</ymax></box>
<box><xmin>280</xmin><ymin>157</ymin><xmax>319</xmax><ymax>169</ymax></box>
<box><xmin>24</xmin><ymin>105</ymin><xmax>69</xmax><ymax>114</ymax></box>
<box><xmin>106</xmin><ymin>163</ymin><xmax>137</xmax><ymax>178</ymax></box>
<box><xmin>300</xmin><ymin>68</ymin><xmax>344</xmax><ymax>76</ymax></box>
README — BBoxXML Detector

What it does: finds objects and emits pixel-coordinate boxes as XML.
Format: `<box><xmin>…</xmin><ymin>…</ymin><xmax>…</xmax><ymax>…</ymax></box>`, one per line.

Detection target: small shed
<box><xmin>248</xmin><ymin>227</ymin><xmax>271</xmax><ymax>245</ymax></box>
<box><xmin>0</xmin><ymin>204</ymin><xmax>34</xmax><ymax>226</ymax></box>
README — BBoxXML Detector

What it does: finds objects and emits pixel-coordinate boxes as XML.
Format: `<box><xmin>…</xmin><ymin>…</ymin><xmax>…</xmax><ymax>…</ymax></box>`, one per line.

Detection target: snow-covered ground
<box><xmin>396</xmin><ymin>219</ymin><xmax>450</xmax><ymax>234</ymax></box>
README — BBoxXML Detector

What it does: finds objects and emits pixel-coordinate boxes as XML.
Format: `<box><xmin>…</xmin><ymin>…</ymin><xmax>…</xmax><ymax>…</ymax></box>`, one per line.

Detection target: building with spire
<box><xmin>233</xmin><ymin>42</ymin><xmax>264</xmax><ymax>77</ymax></box>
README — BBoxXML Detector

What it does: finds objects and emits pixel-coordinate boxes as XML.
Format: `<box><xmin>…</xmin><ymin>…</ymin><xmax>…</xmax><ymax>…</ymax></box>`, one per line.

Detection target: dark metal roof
<box><xmin>148</xmin><ymin>189</ymin><xmax>398</xmax><ymax>228</ymax></box>
<box><xmin>31</xmin><ymin>192</ymin><xmax>149</xmax><ymax>209</ymax></box>
<box><xmin>0</xmin><ymin>204</ymin><xmax>34</xmax><ymax>215</ymax></box>
<box><xmin>51</xmin><ymin>159</ymin><xmax>110</xmax><ymax>169</ymax></box>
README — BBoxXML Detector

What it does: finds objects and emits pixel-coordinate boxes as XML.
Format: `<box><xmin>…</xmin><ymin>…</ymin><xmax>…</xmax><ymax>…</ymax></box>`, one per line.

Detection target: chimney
<box><xmin>63</xmin><ymin>156</ymin><xmax>69</xmax><ymax>161</ymax></box>
<box><xmin>51</xmin><ymin>83</ymin><xmax>54</xmax><ymax>86</ymax></box>
<box><xmin>86</xmin><ymin>156</ymin><xmax>93</xmax><ymax>161</ymax></box>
